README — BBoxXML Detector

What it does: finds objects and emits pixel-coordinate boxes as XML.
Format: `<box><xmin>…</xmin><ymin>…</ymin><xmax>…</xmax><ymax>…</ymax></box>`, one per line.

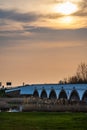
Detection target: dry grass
<box><xmin>0</xmin><ymin>97</ymin><xmax>87</xmax><ymax>112</ymax></box>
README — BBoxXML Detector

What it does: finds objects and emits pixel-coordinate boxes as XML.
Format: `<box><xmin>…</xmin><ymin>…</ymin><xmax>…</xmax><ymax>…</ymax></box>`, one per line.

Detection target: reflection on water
<box><xmin>8</xmin><ymin>106</ymin><xmax>22</xmax><ymax>112</ymax></box>
<box><xmin>8</xmin><ymin>108</ymin><xmax>19</xmax><ymax>112</ymax></box>
<box><xmin>0</xmin><ymin>105</ymin><xmax>22</xmax><ymax>112</ymax></box>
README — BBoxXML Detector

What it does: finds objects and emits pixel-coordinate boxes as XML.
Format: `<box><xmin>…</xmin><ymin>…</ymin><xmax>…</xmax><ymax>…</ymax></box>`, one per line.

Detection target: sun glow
<box><xmin>54</xmin><ymin>1</ymin><xmax>78</xmax><ymax>15</ymax></box>
<box><xmin>60</xmin><ymin>16</ymin><xmax>73</xmax><ymax>23</ymax></box>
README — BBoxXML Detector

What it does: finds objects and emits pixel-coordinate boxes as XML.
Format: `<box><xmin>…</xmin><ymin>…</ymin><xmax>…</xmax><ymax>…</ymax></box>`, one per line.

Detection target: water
<box><xmin>0</xmin><ymin>105</ymin><xmax>23</xmax><ymax>112</ymax></box>
<box><xmin>7</xmin><ymin>108</ymin><xmax>19</xmax><ymax>112</ymax></box>
<box><xmin>7</xmin><ymin>105</ymin><xmax>23</xmax><ymax>112</ymax></box>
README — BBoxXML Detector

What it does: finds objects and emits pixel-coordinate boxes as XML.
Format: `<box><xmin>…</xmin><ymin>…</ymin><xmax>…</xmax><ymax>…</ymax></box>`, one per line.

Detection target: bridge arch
<box><xmin>69</xmin><ymin>89</ymin><xmax>80</xmax><ymax>101</ymax></box>
<box><xmin>33</xmin><ymin>89</ymin><xmax>39</xmax><ymax>98</ymax></box>
<box><xmin>58</xmin><ymin>89</ymin><xmax>67</xmax><ymax>99</ymax></box>
<box><xmin>40</xmin><ymin>89</ymin><xmax>47</xmax><ymax>99</ymax></box>
<box><xmin>82</xmin><ymin>90</ymin><xmax>87</xmax><ymax>103</ymax></box>
<box><xmin>49</xmin><ymin>89</ymin><xmax>57</xmax><ymax>99</ymax></box>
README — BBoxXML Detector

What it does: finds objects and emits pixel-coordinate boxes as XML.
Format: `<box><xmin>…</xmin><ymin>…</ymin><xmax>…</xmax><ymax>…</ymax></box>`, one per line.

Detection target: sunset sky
<box><xmin>0</xmin><ymin>0</ymin><xmax>87</xmax><ymax>86</ymax></box>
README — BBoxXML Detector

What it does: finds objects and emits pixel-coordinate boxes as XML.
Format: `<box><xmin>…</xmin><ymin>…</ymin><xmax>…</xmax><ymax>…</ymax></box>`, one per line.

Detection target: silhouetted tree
<box><xmin>76</xmin><ymin>62</ymin><xmax>87</xmax><ymax>83</ymax></box>
<box><xmin>63</xmin><ymin>78</ymin><xmax>68</xmax><ymax>84</ymax></box>
<box><xmin>59</xmin><ymin>80</ymin><xmax>64</xmax><ymax>84</ymax></box>
<box><xmin>60</xmin><ymin>62</ymin><xmax>87</xmax><ymax>84</ymax></box>
<box><xmin>68</xmin><ymin>76</ymin><xmax>78</xmax><ymax>84</ymax></box>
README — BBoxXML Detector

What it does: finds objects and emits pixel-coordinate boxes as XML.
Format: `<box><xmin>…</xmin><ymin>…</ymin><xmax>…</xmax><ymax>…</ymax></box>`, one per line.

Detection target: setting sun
<box><xmin>60</xmin><ymin>16</ymin><xmax>73</xmax><ymax>24</ymax></box>
<box><xmin>54</xmin><ymin>1</ymin><xmax>78</xmax><ymax>15</ymax></box>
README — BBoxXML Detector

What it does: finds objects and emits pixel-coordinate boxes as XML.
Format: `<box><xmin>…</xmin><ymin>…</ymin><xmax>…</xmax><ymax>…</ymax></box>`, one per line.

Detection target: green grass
<box><xmin>0</xmin><ymin>112</ymin><xmax>87</xmax><ymax>130</ymax></box>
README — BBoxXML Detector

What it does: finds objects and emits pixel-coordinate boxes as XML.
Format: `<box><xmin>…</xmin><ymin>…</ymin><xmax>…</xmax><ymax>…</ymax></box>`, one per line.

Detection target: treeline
<box><xmin>59</xmin><ymin>62</ymin><xmax>87</xmax><ymax>84</ymax></box>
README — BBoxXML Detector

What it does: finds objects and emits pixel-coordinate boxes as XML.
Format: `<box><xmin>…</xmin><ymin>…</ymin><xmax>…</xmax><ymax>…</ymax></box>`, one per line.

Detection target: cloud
<box><xmin>72</xmin><ymin>0</ymin><xmax>87</xmax><ymax>17</ymax></box>
<box><xmin>0</xmin><ymin>26</ymin><xmax>87</xmax><ymax>55</ymax></box>
<box><xmin>0</xmin><ymin>25</ymin><xmax>87</xmax><ymax>44</ymax></box>
<box><xmin>0</xmin><ymin>30</ymin><xmax>25</xmax><ymax>35</ymax></box>
<box><xmin>23</xmin><ymin>26</ymin><xmax>87</xmax><ymax>41</ymax></box>
<box><xmin>0</xmin><ymin>8</ymin><xmax>63</xmax><ymax>23</ymax></box>
<box><xmin>0</xmin><ymin>2</ymin><xmax>87</xmax><ymax>48</ymax></box>
<box><xmin>43</xmin><ymin>13</ymin><xmax>64</xmax><ymax>19</ymax></box>
<box><xmin>73</xmin><ymin>11</ymin><xmax>87</xmax><ymax>17</ymax></box>
<box><xmin>0</xmin><ymin>9</ymin><xmax>40</xmax><ymax>23</ymax></box>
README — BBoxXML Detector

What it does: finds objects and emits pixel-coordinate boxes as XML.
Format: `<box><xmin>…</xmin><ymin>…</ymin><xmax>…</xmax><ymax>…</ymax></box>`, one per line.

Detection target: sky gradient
<box><xmin>0</xmin><ymin>0</ymin><xmax>87</xmax><ymax>86</ymax></box>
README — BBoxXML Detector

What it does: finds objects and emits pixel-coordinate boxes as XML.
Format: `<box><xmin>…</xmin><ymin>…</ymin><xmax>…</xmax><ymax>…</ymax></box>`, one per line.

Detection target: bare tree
<box><xmin>68</xmin><ymin>76</ymin><xmax>78</xmax><ymax>84</ymax></box>
<box><xmin>76</xmin><ymin>62</ymin><xmax>87</xmax><ymax>83</ymax></box>
<box><xmin>59</xmin><ymin>62</ymin><xmax>87</xmax><ymax>84</ymax></box>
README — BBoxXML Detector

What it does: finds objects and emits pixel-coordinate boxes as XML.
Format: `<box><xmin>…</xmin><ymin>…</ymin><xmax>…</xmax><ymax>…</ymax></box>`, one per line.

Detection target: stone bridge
<box><xmin>6</xmin><ymin>84</ymin><xmax>87</xmax><ymax>102</ymax></box>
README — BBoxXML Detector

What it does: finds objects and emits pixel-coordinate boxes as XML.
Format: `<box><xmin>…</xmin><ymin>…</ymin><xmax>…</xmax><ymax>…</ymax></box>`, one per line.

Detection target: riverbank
<box><xmin>0</xmin><ymin>97</ymin><xmax>87</xmax><ymax>112</ymax></box>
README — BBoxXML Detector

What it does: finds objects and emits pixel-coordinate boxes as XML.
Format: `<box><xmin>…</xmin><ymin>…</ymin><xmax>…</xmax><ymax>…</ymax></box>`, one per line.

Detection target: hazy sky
<box><xmin>0</xmin><ymin>0</ymin><xmax>87</xmax><ymax>86</ymax></box>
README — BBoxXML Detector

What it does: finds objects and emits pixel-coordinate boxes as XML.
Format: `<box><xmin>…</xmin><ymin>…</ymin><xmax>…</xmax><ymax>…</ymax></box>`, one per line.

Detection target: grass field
<box><xmin>0</xmin><ymin>112</ymin><xmax>87</xmax><ymax>130</ymax></box>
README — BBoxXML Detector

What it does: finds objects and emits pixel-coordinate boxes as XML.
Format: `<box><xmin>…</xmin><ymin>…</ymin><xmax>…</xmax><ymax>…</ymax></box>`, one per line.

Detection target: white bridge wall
<box><xmin>6</xmin><ymin>84</ymin><xmax>87</xmax><ymax>101</ymax></box>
